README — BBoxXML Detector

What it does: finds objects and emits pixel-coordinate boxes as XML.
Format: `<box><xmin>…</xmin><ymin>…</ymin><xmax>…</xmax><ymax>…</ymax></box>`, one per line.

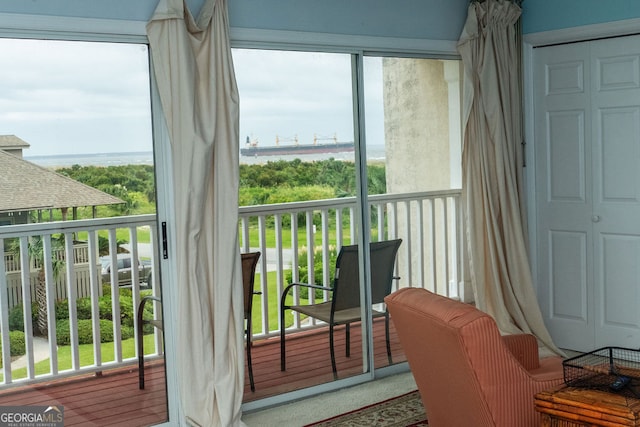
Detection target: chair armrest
<box><xmin>138</xmin><ymin>295</ymin><xmax>163</xmax><ymax>329</ymax></box>
<box><xmin>283</xmin><ymin>282</ymin><xmax>332</xmax><ymax>294</ymax></box>
<box><xmin>140</xmin><ymin>295</ymin><xmax>161</xmax><ymax>306</ymax></box>
<box><xmin>280</xmin><ymin>282</ymin><xmax>332</xmax><ymax>307</ymax></box>
<box><xmin>502</xmin><ymin>333</ymin><xmax>540</xmax><ymax>370</ymax></box>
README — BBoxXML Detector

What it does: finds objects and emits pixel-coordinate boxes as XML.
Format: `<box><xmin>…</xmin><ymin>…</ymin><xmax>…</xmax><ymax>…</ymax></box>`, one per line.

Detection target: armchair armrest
<box><xmin>502</xmin><ymin>333</ymin><xmax>540</xmax><ymax>370</ymax></box>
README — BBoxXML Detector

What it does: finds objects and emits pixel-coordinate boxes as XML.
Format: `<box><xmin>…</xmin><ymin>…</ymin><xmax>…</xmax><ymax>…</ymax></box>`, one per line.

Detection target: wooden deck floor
<box><xmin>0</xmin><ymin>318</ymin><xmax>405</xmax><ymax>426</ymax></box>
<box><xmin>0</xmin><ymin>362</ymin><xmax>167</xmax><ymax>427</ymax></box>
<box><xmin>244</xmin><ymin>317</ymin><xmax>406</xmax><ymax>402</ymax></box>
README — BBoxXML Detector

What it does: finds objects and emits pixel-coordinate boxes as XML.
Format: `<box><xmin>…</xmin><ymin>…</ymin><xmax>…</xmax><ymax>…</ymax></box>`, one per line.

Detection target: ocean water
<box><xmin>26</xmin><ymin>152</ymin><xmax>155</xmax><ymax>169</ymax></box>
<box><xmin>25</xmin><ymin>146</ymin><xmax>386</xmax><ymax>169</ymax></box>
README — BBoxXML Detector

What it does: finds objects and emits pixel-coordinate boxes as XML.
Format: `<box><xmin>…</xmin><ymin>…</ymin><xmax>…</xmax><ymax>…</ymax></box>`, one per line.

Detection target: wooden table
<box><xmin>535</xmin><ymin>385</ymin><xmax>640</xmax><ymax>426</ymax></box>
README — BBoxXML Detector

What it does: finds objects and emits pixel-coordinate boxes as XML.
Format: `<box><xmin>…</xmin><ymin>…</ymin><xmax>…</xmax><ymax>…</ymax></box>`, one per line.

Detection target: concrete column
<box><xmin>382</xmin><ymin>58</ymin><xmax>466</xmax><ymax>298</ymax></box>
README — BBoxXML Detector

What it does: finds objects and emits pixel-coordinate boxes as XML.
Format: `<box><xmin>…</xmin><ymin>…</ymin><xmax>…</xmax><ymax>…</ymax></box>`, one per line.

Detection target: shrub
<box><xmin>286</xmin><ymin>247</ymin><xmax>339</xmax><ymax>300</ymax></box>
<box><xmin>76</xmin><ymin>298</ymin><xmax>93</xmax><ymax>320</ymax></box>
<box><xmin>0</xmin><ymin>331</ymin><xmax>27</xmax><ymax>367</ymax></box>
<box><xmin>55</xmin><ymin>300</ymin><xmax>69</xmax><ymax>321</ymax></box>
<box><xmin>56</xmin><ymin>296</ymin><xmax>106</xmax><ymax>322</ymax></box>
<box><xmin>56</xmin><ymin>318</ymin><xmax>136</xmax><ymax>346</ymax></box>
<box><xmin>24</xmin><ymin>281</ymin><xmax>143</xmax><ymax>345</ymax></box>
<box><xmin>8</xmin><ymin>303</ymin><xmax>38</xmax><ymax>333</ymax></box>
<box><xmin>97</xmin><ymin>292</ymin><xmax>137</xmax><ymax>328</ymax></box>
<box><xmin>102</xmin><ymin>284</ymin><xmax>112</xmax><ymax>296</ymax></box>
<box><xmin>0</xmin><ymin>331</ymin><xmax>27</xmax><ymax>358</ymax></box>
<box><xmin>55</xmin><ymin>298</ymin><xmax>90</xmax><ymax>321</ymax></box>
<box><xmin>9</xmin><ymin>331</ymin><xmax>26</xmax><ymax>357</ymax></box>
<box><xmin>118</xmin><ymin>295</ymin><xmax>135</xmax><ymax>328</ymax></box>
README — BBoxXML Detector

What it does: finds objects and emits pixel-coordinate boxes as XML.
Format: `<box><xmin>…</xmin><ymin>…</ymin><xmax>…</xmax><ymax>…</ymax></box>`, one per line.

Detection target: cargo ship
<box><xmin>241</xmin><ymin>134</ymin><xmax>354</xmax><ymax>157</ymax></box>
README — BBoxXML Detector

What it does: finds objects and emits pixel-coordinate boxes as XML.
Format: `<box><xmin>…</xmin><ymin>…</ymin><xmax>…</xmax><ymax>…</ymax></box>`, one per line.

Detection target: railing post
<box><xmin>42</xmin><ymin>235</ymin><xmax>59</xmax><ymax>375</ymax></box>
<box><xmin>0</xmin><ymin>240</ymin><xmax>12</xmax><ymax>383</ymax></box>
<box><xmin>63</xmin><ymin>232</ymin><xmax>80</xmax><ymax>371</ymax></box>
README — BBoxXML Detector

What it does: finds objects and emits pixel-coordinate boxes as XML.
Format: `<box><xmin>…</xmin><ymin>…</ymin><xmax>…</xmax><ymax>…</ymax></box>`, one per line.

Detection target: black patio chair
<box><xmin>279</xmin><ymin>239</ymin><xmax>402</xmax><ymax>379</ymax></box>
<box><xmin>137</xmin><ymin>251</ymin><xmax>261</xmax><ymax>391</ymax></box>
<box><xmin>242</xmin><ymin>251</ymin><xmax>261</xmax><ymax>392</ymax></box>
<box><xmin>138</xmin><ymin>295</ymin><xmax>162</xmax><ymax>390</ymax></box>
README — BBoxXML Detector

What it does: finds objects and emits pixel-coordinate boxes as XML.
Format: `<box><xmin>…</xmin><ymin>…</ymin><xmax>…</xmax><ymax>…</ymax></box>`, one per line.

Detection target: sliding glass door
<box><xmin>234</xmin><ymin>47</ymin><xmax>463</xmax><ymax>406</ymax></box>
<box><xmin>0</xmin><ymin>37</ymin><xmax>167</xmax><ymax>426</ymax></box>
<box><xmin>233</xmin><ymin>48</ymin><xmax>365</xmax><ymax>399</ymax></box>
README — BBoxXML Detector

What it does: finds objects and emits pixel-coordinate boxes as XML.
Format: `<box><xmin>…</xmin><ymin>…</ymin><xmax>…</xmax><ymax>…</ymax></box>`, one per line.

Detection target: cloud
<box><xmin>233</xmin><ymin>48</ymin><xmax>357</xmax><ymax>146</ymax></box>
<box><xmin>0</xmin><ymin>38</ymin><xmax>152</xmax><ymax>156</ymax></box>
<box><xmin>0</xmin><ymin>38</ymin><xmax>383</xmax><ymax>157</ymax></box>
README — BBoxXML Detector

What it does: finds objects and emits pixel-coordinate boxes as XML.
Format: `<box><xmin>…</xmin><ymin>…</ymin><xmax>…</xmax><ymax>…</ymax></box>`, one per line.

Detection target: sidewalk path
<box><xmin>12</xmin><ymin>336</ymin><xmax>51</xmax><ymax>370</ymax></box>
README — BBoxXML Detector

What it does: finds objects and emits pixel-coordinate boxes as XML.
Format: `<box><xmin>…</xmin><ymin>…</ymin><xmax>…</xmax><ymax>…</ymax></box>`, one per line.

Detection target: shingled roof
<box><xmin>0</xmin><ymin>149</ymin><xmax>124</xmax><ymax>213</ymax></box>
<box><xmin>0</xmin><ymin>135</ymin><xmax>30</xmax><ymax>150</ymax></box>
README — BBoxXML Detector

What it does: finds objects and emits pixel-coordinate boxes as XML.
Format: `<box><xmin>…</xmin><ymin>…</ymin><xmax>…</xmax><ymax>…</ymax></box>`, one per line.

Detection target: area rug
<box><xmin>304</xmin><ymin>390</ymin><xmax>427</xmax><ymax>426</ymax></box>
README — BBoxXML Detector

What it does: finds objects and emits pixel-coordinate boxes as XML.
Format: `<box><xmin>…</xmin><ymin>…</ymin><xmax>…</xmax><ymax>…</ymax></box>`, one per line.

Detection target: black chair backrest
<box><xmin>242</xmin><ymin>252</ymin><xmax>261</xmax><ymax>318</ymax></box>
<box><xmin>332</xmin><ymin>239</ymin><xmax>402</xmax><ymax>312</ymax></box>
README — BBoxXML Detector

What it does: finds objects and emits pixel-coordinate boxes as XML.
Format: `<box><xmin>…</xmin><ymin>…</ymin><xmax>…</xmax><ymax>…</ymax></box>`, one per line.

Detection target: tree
<box><xmin>9</xmin><ymin>235</ymin><xmax>65</xmax><ymax>335</ymax></box>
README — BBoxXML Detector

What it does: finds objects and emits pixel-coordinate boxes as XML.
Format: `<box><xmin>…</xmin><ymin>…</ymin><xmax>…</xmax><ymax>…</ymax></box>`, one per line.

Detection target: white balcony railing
<box><xmin>0</xmin><ymin>189</ymin><xmax>463</xmax><ymax>387</ymax></box>
<box><xmin>0</xmin><ymin>215</ymin><xmax>162</xmax><ymax>387</ymax></box>
<box><xmin>239</xmin><ymin>189</ymin><xmax>464</xmax><ymax>340</ymax></box>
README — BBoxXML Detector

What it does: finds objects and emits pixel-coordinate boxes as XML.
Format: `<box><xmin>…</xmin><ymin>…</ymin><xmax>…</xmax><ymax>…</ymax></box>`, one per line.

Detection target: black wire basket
<box><xmin>563</xmin><ymin>347</ymin><xmax>640</xmax><ymax>397</ymax></box>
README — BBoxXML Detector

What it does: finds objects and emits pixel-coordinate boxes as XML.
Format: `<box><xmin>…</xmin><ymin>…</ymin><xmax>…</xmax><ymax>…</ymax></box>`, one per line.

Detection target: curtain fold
<box><xmin>147</xmin><ymin>0</ymin><xmax>245</xmax><ymax>425</ymax></box>
<box><xmin>457</xmin><ymin>0</ymin><xmax>563</xmax><ymax>357</ymax></box>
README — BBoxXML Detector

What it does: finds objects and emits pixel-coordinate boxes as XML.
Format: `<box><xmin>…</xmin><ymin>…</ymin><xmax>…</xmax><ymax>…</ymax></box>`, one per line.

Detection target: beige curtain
<box><xmin>457</xmin><ymin>0</ymin><xmax>562</xmax><ymax>357</ymax></box>
<box><xmin>147</xmin><ymin>0</ymin><xmax>245</xmax><ymax>425</ymax></box>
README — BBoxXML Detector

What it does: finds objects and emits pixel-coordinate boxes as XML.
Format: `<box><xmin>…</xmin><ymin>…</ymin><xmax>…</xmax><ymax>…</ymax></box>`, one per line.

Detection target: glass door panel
<box><xmin>363</xmin><ymin>56</ymin><xmax>463</xmax><ymax>369</ymax></box>
<box><xmin>0</xmin><ymin>38</ymin><xmax>166</xmax><ymax>426</ymax></box>
<box><xmin>233</xmin><ymin>48</ymin><xmax>365</xmax><ymax>400</ymax></box>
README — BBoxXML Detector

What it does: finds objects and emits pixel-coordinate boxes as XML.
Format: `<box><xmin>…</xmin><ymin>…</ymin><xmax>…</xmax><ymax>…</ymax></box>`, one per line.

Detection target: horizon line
<box><xmin>24</xmin><ymin>150</ymin><xmax>154</xmax><ymax>159</ymax></box>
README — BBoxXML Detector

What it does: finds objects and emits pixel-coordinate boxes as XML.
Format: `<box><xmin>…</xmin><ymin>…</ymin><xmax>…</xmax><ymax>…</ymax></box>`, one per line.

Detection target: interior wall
<box><xmin>8</xmin><ymin>2</ymin><xmax>640</xmax><ymax>59</ymax></box>
<box><xmin>522</xmin><ymin>0</ymin><xmax>640</xmax><ymax>34</ymax></box>
<box><xmin>228</xmin><ymin>0</ymin><xmax>468</xmax><ymax>41</ymax></box>
<box><xmin>0</xmin><ymin>0</ymin><xmax>469</xmax><ymax>42</ymax></box>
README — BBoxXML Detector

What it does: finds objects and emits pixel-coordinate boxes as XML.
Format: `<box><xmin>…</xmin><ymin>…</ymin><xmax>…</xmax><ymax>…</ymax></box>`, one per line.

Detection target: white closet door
<box><xmin>534</xmin><ymin>34</ymin><xmax>640</xmax><ymax>352</ymax></box>
<box><xmin>590</xmin><ymin>35</ymin><xmax>640</xmax><ymax>349</ymax></box>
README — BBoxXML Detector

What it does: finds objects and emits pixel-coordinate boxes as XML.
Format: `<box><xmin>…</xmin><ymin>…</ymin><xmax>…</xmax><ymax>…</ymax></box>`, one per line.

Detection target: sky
<box><xmin>0</xmin><ymin>38</ymin><xmax>153</xmax><ymax>157</ymax></box>
<box><xmin>0</xmin><ymin>38</ymin><xmax>383</xmax><ymax>157</ymax></box>
<box><xmin>235</xmin><ymin>49</ymin><xmax>352</xmax><ymax>149</ymax></box>
<box><xmin>0</xmin><ymin>39</ymin><xmax>382</xmax><ymax>157</ymax></box>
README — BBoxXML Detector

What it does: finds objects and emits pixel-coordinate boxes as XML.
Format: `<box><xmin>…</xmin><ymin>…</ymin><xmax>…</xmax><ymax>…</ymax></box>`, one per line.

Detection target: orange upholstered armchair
<box><xmin>385</xmin><ymin>287</ymin><xmax>564</xmax><ymax>427</ymax></box>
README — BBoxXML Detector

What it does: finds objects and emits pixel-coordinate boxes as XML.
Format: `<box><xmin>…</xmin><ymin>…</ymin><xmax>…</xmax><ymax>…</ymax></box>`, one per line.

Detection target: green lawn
<box><xmin>244</xmin><ymin>226</ymin><xmax>356</xmax><ymax>249</ymax></box>
<box><xmin>251</xmin><ymin>270</ymin><xmax>284</xmax><ymax>334</ymax></box>
<box><xmin>243</xmin><ymin>224</ymin><xmax>384</xmax><ymax>248</ymax></box>
<box><xmin>4</xmin><ymin>334</ymin><xmax>158</xmax><ymax>381</ymax></box>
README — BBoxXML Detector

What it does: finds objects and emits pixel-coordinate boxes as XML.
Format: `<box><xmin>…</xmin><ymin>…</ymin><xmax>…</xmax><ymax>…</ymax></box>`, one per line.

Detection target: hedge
<box><xmin>56</xmin><ymin>319</ymin><xmax>134</xmax><ymax>346</ymax></box>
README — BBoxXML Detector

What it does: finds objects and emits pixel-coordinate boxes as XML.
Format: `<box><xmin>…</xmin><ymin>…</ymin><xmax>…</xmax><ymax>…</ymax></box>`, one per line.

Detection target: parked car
<box><xmin>100</xmin><ymin>254</ymin><xmax>152</xmax><ymax>288</ymax></box>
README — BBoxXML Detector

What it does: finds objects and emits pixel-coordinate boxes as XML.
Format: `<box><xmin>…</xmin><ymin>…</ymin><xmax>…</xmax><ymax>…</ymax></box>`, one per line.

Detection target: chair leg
<box><xmin>280</xmin><ymin>306</ymin><xmax>286</xmax><ymax>371</ymax></box>
<box><xmin>246</xmin><ymin>328</ymin><xmax>255</xmax><ymax>392</ymax></box>
<box><xmin>138</xmin><ymin>343</ymin><xmax>145</xmax><ymax>390</ymax></box>
<box><xmin>137</xmin><ymin>305</ymin><xmax>145</xmax><ymax>389</ymax></box>
<box><xmin>330</xmin><ymin>324</ymin><xmax>337</xmax><ymax>380</ymax></box>
<box><xmin>385</xmin><ymin>312</ymin><xmax>392</xmax><ymax>365</ymax></box>
<box><xmin>345</xmin><ymin>323</ymin><xmax>350</xmax><ymax>357</ymax></box>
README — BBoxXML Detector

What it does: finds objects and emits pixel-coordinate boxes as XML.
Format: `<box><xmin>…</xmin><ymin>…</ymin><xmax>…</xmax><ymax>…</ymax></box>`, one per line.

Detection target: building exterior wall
<box><xmin>382</xmin><ymin>58</ymin><xmax>468</xmax><ymax>298</ymax></box>
<box><xmin>384</xmin><ymin>58</ymin><xmax>451</xmax><ymax>194</ymax></box>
